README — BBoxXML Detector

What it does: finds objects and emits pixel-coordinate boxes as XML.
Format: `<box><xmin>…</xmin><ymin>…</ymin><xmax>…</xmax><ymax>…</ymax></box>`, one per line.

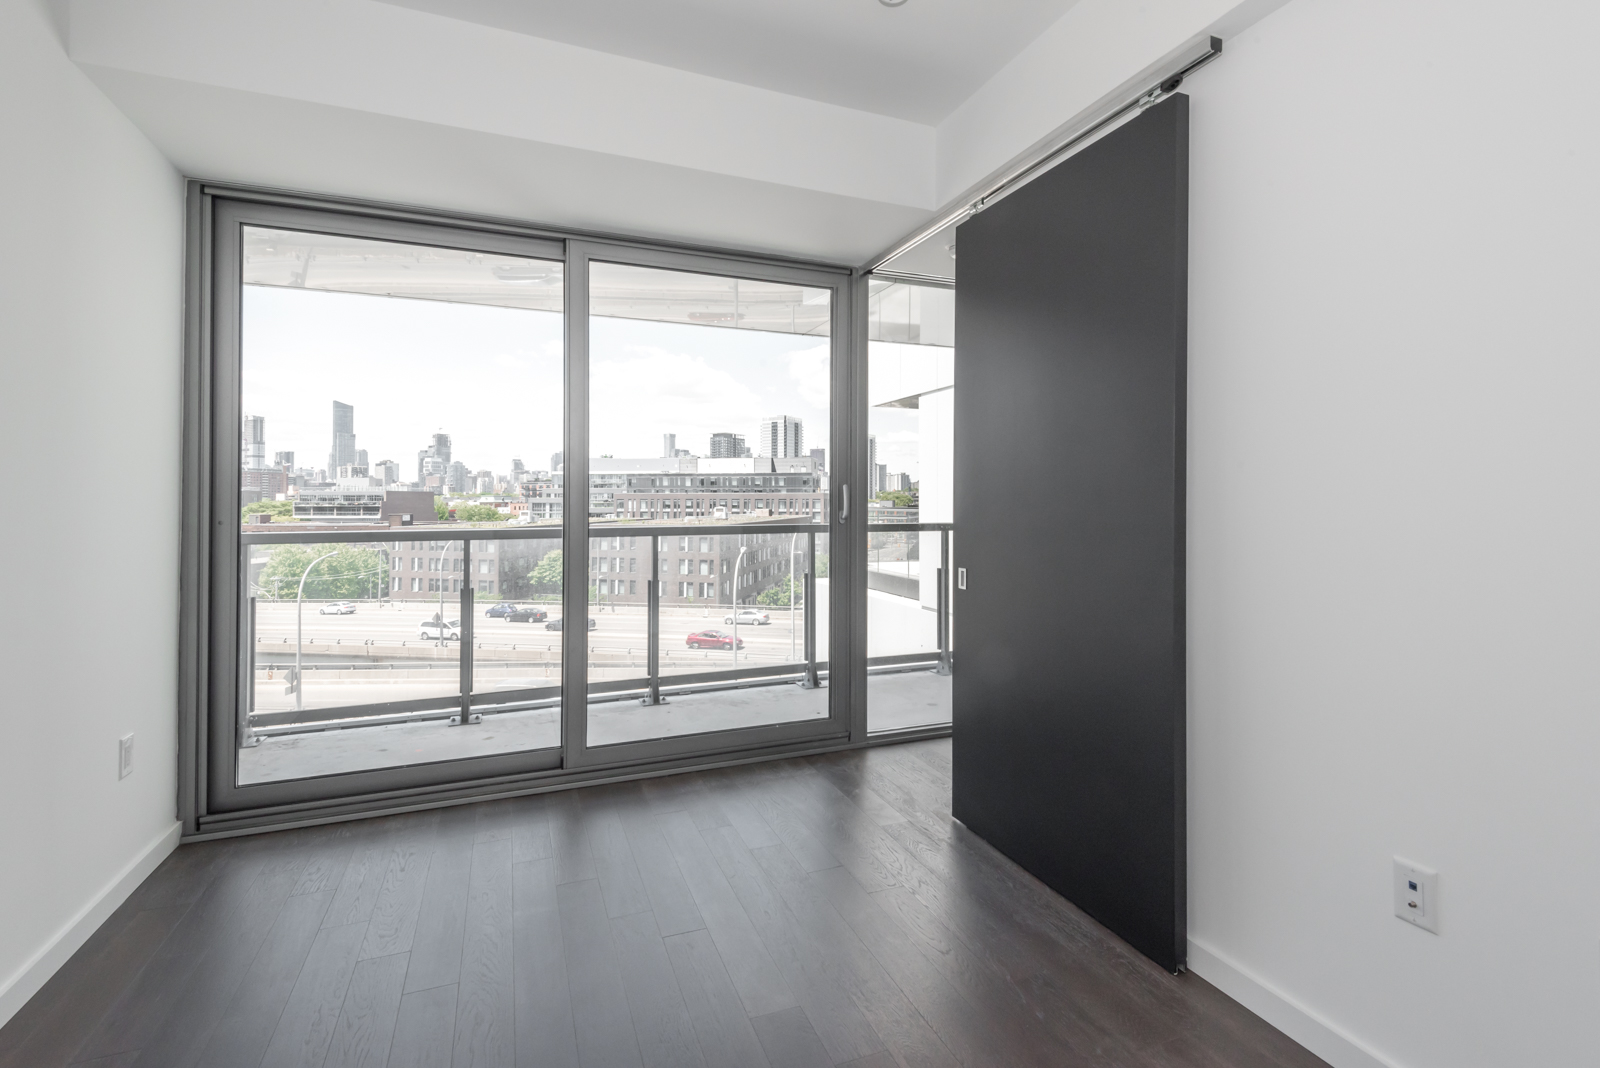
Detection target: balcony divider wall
<box><xmin>179</xmin><ymin>183</ymin><xmax>951</xmax><ymax>838</ymax></box>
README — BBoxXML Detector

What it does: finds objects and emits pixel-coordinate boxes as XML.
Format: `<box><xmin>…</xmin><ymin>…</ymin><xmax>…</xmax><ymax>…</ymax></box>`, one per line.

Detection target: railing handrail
<box><xmin>241</xmin><ymin>519</ymin><xmax>833</xmax><ymax>545</ymax></box>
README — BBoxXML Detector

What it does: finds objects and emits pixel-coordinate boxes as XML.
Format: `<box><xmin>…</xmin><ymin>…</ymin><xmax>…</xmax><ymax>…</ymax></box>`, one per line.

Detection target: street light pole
<box><xmin>789</xmin><ymin>532</ymin><xmax>799</xmax><ymax>661</ymax></box>
<box><xmin>295</xmin><ymin>549</ymin><xmax>339</xmax><ymax>712</ymax></box>
<box><xmin>731</xmin><ymin>544</ymin><xmax>747</xmax><ymax>667</ymax></box>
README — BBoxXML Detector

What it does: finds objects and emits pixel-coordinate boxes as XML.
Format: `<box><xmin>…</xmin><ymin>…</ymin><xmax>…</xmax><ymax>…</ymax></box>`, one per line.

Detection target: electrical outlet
<box><xmin>957</xmin><ymin>567</ymin><xmax>967</xmax><ymax>590</ymax></box>
<box><xmin>1393</xmin><ymin>857</ymin><xmax>1438</xmax><ymax>933</ymax></box>
<box><xmin>119</xmin><ymin>733</ymin><xmax>135</xmax><ymax>780</ymax></box>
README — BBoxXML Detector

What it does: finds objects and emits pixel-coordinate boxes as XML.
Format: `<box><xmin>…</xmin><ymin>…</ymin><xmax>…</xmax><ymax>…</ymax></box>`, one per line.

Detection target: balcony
<box><xmin>237</xmin><ymin>522</ymin><xmax>952</xmax><ymax>784</ymax></box>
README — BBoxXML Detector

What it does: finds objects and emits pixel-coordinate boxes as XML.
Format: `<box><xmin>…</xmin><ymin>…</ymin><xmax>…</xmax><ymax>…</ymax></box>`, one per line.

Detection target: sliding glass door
<box><xmin>563</xmin><ymin>246</ymin><xmax>848</xmax><ymax>767</ymax></box>
<box><xmin>865</xmin><ymin>279</ymin><xmax>956</xmax><ymax>734</ymax></box>
<box><xmin>195</xmin><ymin>195</ymin><xmax>853</xmax><ymax>825</ymax></box>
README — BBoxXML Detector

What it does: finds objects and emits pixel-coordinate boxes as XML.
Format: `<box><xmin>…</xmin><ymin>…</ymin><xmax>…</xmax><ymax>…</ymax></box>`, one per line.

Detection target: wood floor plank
<box><xmin>453</xmin><ymin>837</ymin><xmax>515</xmax><ymax>1068</ymax></box>
<box><xmin>802</xmin><ymin>757</ymin><xmax>910</xmax><ymax>829</ymax></box>
<box><xmin>258</xmin><ymin>920</ymin><xmax>368</xmax><ymax>1068</ymax></box>
<box><xmin>556</xmin><ymin>878</ymin><xmax>642</xmax><ymax>1068</ymax></box>
<box><xmin>388</xmin><ymin>984</ymin><xmax>458</xmax><ymax>1068</ymax></box>
<box><xmin>662</xmin><ymin>929</ymin><xmax>770</xmax><ymax>1068</ymax></box>
<box><xmin>511</xmin><ymin>858</ymin><xmax>579</xmax><ymax>1068</ymax></box>
<box><xmin>550</xmin><ymin>793</ymin><xmax>598</xmax><ymax>886</ymax></box>
<box><xmin>0</xmin><ymin>905</ymin><xmax>187</xmax><ymax>1068</ymax></box>
<box><xmin>838</xmin><ymin>1053</ymin><xmax>900</xmax><ymax>1068</ymax></box>
<box><xmin>359</xmin><ymin>836</ymin><xmax>435</xmax><ymax>961</ymax></box>
<box><xmin>194</xmin><ymin>889</ymin><xmax>336</xmax><ymax>1068</ymax></box>
<box><xmin>588</xmin><ymin>808</ymin><xmax>652</xmax><ymax>920</ymax></box>
<box><xmin>324</xmin><ymin>821</ymin><xmax>414</xmax><ymax>930</ymax></box>
<box><xmin>403</xmin><ymin>812</ymin><xmax>475</xmax><ymax>995</ymax></box>
<box><xmin>610</xmin><ymin>911</ymin><xmax>706</xmax><ymax>1068</ymax></box>
<box><xmin>748</xmin><ymin>843</ymin><xmax>957</xmax><ymax>1068</ymax></box>
<box><xmin>738</xmin><ymin>772</ymin><xmax>843</xmax><ymax>875</ymax></box>
<box><xmin>809</xmin><ymin>865</ymin><xmax>1053</xmax><ymax>1068</ymax></box>
<box><xmin>696</xmin><ymin>771</ymin><xmax>781</xmax><ymax>849</ymax></box>
<box><xmin>125</xmin><ymin>867</ymin><xmax>310</xmax><ymax>1068</ymax></box>
<box><xmin>748</xmin><ymin>1007</ymin><xmax>833</xmax><ymax>1068</ymax></box>
<box><xmin>616</xmin><ymin>798</ymin><xmax>706</xmax><ymax>938</ymax></box>
<box><xmin>700</xmin><ymin>825</ymin><xmax>884</xmax><ymax>1065</ymax></box>
<box><xmin>655</xmin><ymin>810</ymin><xmax>795</xmax><ymax>1019</ymax></box>
<box><xmin>75</xmin><ymin>851</ymin><xmax>302</xmax><ymax>1063</ymax></box>
<box><xmin>323</xmin><ymin>952</ymin><xmax>408</xmax><ymax>1068</ymax></box>
<box><xmin>511</xmin><ymin>797</ymin><xmax>554</xmax><ymax>864</ymax></box>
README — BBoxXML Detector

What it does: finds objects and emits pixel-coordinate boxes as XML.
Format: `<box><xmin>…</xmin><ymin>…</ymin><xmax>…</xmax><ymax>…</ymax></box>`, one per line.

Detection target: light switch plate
<box><xmin>119</xmin><ymin>733</ymin><xmax>134</xmax><ymax>779</ymax></box>
<box><xmin>957</xmin><ymin>567</ymin><xmax>967</xmax><ymax>590</ymax></box>
<box><xmin>1393</xmin><ymin>857</ymin><xmax>1438</xmax><ymax>933</ymax></box>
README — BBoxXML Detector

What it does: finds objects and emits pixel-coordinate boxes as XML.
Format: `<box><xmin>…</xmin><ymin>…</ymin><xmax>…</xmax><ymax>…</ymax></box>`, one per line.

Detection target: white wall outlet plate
<box><xmin>119</xmin><ymin>733</ymin><xmax>135</xmax><ymax>779</ymax></box>
<box><xmin>957</xmin><ymin>567</ymin><xmax>967</xmax><ymax>590</ymax></box>
<box><xmin>1393</xmin><ymin>857</ymin><xmax>1438</xmax><ymax>933</ymax></box>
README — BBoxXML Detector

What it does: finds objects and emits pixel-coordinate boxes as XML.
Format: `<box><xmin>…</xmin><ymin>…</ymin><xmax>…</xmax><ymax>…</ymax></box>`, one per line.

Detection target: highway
<box><xmin>252</xmin><ymin>599</ymin><xmax>815</xmax><ymax>665</ymax></box>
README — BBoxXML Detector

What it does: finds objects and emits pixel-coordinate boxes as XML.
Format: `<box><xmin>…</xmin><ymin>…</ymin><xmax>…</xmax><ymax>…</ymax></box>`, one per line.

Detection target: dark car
<box><xmin>484</xmin><ymin>602</ymin><xmax>519</xmax><ymax>618</ymax></box>
<box><xmin>686</xmin><ymin>629</ymin><xmax>744</xmax><ymax>651</ymax></box>
<box><xmin>545</xmin><ymin>617</ymin><xmax>596</xmax><ymax>631</ymax></box>
<box><xmin>506</xmin><ymin>606</ymin><xmax>548</xmax><ymax>623</ymax></box>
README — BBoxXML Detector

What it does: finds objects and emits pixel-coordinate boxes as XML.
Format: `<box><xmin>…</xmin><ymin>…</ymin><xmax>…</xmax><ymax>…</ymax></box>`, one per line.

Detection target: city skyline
<box><xmin>243</xmin><ymin>283</ymin><xmax>832</xmax><ymax>483</ymax></box>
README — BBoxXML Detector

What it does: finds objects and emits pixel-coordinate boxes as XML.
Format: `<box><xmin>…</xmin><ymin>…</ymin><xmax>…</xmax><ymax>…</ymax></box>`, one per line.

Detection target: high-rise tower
<box><xmin>758</xmin><ymin>416</ymin><xmax>803</xmax><ymax>458</ymax></box>
<box><xmin>329</xmin><ymin>401</ymin><xmax>356</xmax><ymax>474</ymax></box>
<box><xmin>241</xmin><ymin>414</ymin><xmax>266</xmax><ymax>470</ymax></box>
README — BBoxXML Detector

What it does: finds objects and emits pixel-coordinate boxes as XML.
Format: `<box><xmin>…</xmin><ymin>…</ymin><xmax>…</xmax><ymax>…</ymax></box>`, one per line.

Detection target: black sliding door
<box><xmin>952</xmin><ymin>94</ymin><xmax>1188</xmax><ymax>971</ymax></box>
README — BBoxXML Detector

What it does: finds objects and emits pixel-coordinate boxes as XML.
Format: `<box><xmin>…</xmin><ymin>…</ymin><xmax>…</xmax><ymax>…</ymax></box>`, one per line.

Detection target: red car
<box><xmin>686</xmin><ymin>629</ymin><xmax>744</xmax><ymax>651</ymax></box>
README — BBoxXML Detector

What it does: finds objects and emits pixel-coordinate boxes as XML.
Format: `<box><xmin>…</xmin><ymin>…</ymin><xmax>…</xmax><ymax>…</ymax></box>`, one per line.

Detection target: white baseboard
<box><xmin>0</xmin><ymin>820</ymin><xmax>182</xmax><ymax>1030</ymax></box>
<box><xmin>1188</xmin><ymin>938</ymin><xmax>1406</xmax><ymax>1068</ymax></box>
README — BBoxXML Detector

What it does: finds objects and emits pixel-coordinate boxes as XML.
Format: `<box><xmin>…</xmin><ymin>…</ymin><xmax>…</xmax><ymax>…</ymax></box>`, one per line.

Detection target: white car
<box><xmin>418</xmin><ymin>619</ymin><xmax>462</xmax><ymax>641</ymax></box>
<box><xmin>318</xmin><ymin>601</ymin><xmax>357</xmax><ymax>615</ymax></box>
<box><xmin>724</xmin><ymin>609</ymin><xmax>771</xmax><ymax>626</ymax></box>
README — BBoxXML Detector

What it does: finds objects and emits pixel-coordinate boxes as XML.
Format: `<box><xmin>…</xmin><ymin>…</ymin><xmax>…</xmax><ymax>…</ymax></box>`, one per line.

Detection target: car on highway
<box><xmin>723</xmin><ymin>609</ymin><xmax>770</xmax><ymax>626</ymax></box>
<box><xmin>505</xmin><ymin>606</ymin><xmax>548</xmax><ymax>623</ymax></box>
<box><xmin>318</xmin><ymin>601</ymin><xmax>357</xmax><ymax>615</ymax></box>
<box><xmin>545</xmin><ymin>617</ymin><xmax>596</xmax><ymax>631</ymax></box>
<box><xmin>418</xmin><ymin>619</ymin><xmax>462</xmax><ymax>641</ymax></box>
<box><xmin>686</xmin><ymin>629</ymin><xmax>744</xmax><ymax>650</ymax></box>
<box><xmin>483</xmin><ymin>602</ymin><xmax>519</xmax><ymax>618</ymax></box>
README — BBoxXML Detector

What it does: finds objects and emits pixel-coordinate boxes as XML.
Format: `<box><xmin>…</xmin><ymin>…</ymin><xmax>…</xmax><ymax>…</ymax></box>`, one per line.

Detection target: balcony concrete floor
<box><xmin>238</xmin><ymin>668</ymin><xmax>950</xmax><ymax>784</ymax></box>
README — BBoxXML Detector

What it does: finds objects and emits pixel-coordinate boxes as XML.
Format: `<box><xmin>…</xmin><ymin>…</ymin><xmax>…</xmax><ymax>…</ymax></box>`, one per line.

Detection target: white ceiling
<box><xmin>68</xmin><ymin>0</ymin><xmax>1265</xmax><ymax>263</ymax></box>
<box><xmin>374</xmin><ymin>0</ymin><xmax>1082</xmax><ymax>124</ymax></box>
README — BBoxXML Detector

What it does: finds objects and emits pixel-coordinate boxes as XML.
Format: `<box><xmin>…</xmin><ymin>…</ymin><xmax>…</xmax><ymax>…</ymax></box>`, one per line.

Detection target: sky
<box><xmin>241</xmin><ymin>285</ymin><xmax>837</xmax><ymax>480</ymax></box>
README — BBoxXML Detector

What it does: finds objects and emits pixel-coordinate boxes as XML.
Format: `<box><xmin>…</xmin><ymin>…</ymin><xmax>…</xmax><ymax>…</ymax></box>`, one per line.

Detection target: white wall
<box><xmin>1185</xmin><ymin>2</ymin><xmax>1600</xmax><ymax>1065</ymax></box>
<box><xmin>935</xmin><ymin>0</ymin><xmax>1286</xmax><ymax>205</ymax></box>
<box><xmin>0</xmin><ymin>0</ymin><xmax>184</xmax><ymax>1029</ymax></box>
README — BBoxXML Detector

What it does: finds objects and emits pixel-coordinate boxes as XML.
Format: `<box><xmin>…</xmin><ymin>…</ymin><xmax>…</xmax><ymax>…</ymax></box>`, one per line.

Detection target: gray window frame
<box><xmin>179</xmin><ymin>181</ymin><xmax>897</xmax><ymax>837</ymax></box>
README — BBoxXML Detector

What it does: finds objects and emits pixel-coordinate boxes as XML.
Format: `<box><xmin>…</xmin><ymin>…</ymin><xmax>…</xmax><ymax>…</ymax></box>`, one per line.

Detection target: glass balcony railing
<box><xmin>238</xmin><ymin>526</ymin><xmax>563</xmax><ymax>785</ymax></box>
<box><xmin>865</xmin><ymin>521</ymin><xmax>954</xmax><ymax>733</ymax></box>
<box><xmin>584</xmin><ymin>524</ymin><xmax>829</xmax><ymax>746</ymax></box>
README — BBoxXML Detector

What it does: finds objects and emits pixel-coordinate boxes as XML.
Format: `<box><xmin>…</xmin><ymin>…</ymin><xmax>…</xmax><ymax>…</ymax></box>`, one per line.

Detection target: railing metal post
<box><xmin>452</xmin><ymin>539</ymin><xmax>480</xmax><ymax>725</ymax></box>
<box><xmin>241</xmin><ymin>595</ymin><xmax>260</xmax><ymax>747</ymax></box>
<box><xmin>800</xmin><ymin>532</ymin><xmax>819</xmax><ymax>688</ymax></box>
<box><xmin>937</xmin><ymin>528</ymin><xmax>952</xmax><ymax>675</ymax></box>
<box><xmin>642</xmin><ymin>534</ymin><xmax>665</xmax><ymax>705</ymax></box>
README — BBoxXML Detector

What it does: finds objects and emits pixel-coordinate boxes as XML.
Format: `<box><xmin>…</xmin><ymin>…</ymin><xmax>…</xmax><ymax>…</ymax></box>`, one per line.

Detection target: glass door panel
<box><xmin>584</xmin><ymin>259</ymin><xmax>832</xmax><ymax>748</ymax></box>
<box><xmin>236</xmin><ymin>225</ymin><xmax>563</xmax><ymax>784</ymax></box>
<box><xmin>865</xmin><ymin>280</ymin><xmax>955</xmax><ymax>733</ymax></box>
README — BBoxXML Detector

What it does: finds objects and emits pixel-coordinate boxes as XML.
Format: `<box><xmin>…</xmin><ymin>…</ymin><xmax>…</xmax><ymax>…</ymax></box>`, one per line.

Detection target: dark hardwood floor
<box><xmin>0</xmin><ymin>740</ymin><xmax>1326</xmax><ymax>1067</ymax></box>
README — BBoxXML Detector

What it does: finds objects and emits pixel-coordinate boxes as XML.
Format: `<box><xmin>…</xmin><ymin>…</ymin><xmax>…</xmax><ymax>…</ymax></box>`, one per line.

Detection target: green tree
<box><xmin>527</xmin><ymin>549</ymin><xmax>563</xmax><ymax>596</ymax></box>
<box><xmin>454</xmin><ymin>504</ymin><xmax>508</xmax><ymax>523</ymax></box>
<box><xmin>874</xmin><ymin>490</ymin><xmax>915</xmax><ymax>508</ymax></box>
<box><xmin>256</xmin><ymin>544</ymin><xmax>389</xmax><ymax>601</ymax></box>
<box><xmin>240</xmin><ymin>499</ymin><xmax>296</xmax><ymax>523</ymax></box>
<box><xmin>756</xmin><ymin>575</ymin><xmax>804</xmax><ymax>607</ymax></box>
<box><xmin>815</xmin><ymin>553</ymin><xmax>829</xmax><ymax>578</ymax></box>
<box><xmin>434</xmin><ymin>496</ymin><xmax>450</xmax><ymax>521</ymax></box>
